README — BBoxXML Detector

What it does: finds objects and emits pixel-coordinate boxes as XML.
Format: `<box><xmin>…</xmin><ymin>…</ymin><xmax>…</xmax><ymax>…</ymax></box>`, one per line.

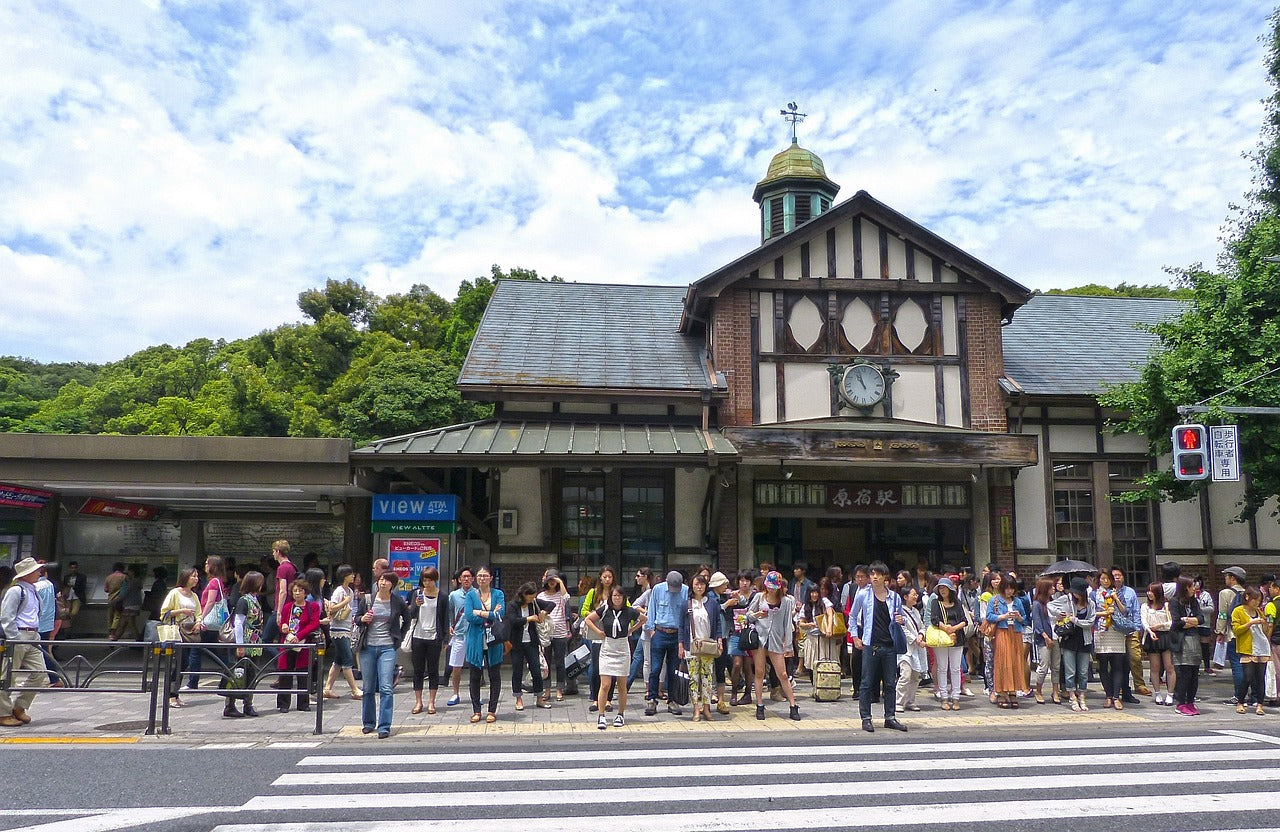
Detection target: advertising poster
<box><xmin>387</xmin><ymin>537</ymin><xmax>441</xmax><ymax>599</ymax></box>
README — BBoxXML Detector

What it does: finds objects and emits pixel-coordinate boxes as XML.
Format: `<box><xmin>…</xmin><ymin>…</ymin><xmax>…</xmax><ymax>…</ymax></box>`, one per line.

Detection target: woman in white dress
<box><xmin>585</xmin><ymin>586</ymin><xmax>643</xmax><ymax>729</ymax></box>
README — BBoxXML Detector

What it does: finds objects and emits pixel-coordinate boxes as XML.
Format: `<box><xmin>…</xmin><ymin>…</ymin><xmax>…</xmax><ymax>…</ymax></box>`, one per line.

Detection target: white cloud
<box><xmin>0</xmin><ymin>0</ymin><xmax>1270</xmax><ymax>362</ymax></box>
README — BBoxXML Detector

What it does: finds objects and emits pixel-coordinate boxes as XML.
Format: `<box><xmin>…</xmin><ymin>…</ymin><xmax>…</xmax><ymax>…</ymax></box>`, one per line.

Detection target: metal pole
<box><xmin>313</xmin><ymin>646</ymin><xmax>325</xmax><ymax>736</ymax></box>
<box><xmin>146</xmin><ymin>643</ymin><xmax>161</xmax><ymax>735</ymax></box>
<box><xmin>160</xmin><ymin>644</ymin><xmax>173</xmax><ymax>735</ymax></box>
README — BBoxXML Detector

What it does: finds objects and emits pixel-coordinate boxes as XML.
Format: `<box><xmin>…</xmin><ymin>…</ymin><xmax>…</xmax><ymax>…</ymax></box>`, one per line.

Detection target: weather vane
<box><xmin>780</xmin><ymin>102</ymin><xmax>806</xmax><ymax>142</ymax></box>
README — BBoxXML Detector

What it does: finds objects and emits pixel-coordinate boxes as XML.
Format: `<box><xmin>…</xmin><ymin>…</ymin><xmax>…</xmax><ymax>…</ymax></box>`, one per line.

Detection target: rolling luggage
<box><xmin>812</xmin><ymin>636</ymin><xmax>842</xmax><ymax>702</ymax></box>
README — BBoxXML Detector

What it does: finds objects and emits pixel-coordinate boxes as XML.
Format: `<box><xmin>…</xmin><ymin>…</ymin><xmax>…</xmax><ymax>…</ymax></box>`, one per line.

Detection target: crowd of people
<box><xmin>4</xmin><ymin>546</ymin><xmax>1278</xmax><ymax>736</ymax></box>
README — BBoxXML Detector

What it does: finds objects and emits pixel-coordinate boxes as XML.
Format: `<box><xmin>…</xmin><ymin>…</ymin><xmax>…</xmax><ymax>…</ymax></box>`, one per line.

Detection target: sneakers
<box><xmin>756</xmin><ymin>705</ymin><xmax>766</xmax><ymax>720</ymax></box>
<box><xmin>667</xmin><ymin>701</ymin><xmax>682</xmax><ymax>716</ymax></box>
<box><xmin>597</xmin><ymin>715</ymin><xmax>608</xmax><ymax>730</ymax></box>
<box><xmin>614</xmin><ymin>714</ymin><xmax>625</xmax><ymax>727</ymax></box>
<box><xmin>644</xmin><ymin>700</ymin><xmax>658</xmax><ymax>716</ymax></box>
<box><xmin>789</xmin><ymin>705</ymin><xmax>800</xmax><ymax>721</ymax></box>
<box><xmin>717</xmin><ymin>700</ymin><xmax>731</xmax><ymax>715</ymax></box>
<box><xmin>446</xmin><ymin>695</ymin><xmax>461</xmax><ymax>706</ymax></box>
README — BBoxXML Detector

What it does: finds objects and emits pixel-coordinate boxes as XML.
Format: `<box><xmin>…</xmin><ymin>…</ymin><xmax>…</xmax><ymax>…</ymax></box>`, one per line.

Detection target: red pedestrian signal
<box><xmin>1171</xmin><ymin>424</ymin><xmax>1209</xmax><ymax>481</ymax></box>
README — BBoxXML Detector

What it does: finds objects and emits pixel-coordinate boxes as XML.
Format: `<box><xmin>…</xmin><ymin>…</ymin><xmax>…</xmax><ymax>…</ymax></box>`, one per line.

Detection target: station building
<box><xmin>2</xmin><ymin>139</ymin><xmax>1277</xmax><ymax>630</ymax></box>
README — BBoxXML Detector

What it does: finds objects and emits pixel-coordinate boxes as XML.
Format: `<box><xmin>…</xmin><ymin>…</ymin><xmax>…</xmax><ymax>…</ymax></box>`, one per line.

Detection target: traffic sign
<box><xmin>1209</xmin><ymin>425</ymin><xmax>1240</xmax><ymax>482</ymax></box>
<box><xmin>1171</xmin><ymin>424</ymin><xmax>1209</xmax><ymax>481</ymax></box>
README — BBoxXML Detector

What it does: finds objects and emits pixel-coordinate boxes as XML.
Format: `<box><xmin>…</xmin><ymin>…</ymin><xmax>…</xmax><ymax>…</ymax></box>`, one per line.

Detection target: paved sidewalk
<box><xmin>0</xmin><ymin>665</ymin><xmax>1255</xmax><ymax>743</ymax></box>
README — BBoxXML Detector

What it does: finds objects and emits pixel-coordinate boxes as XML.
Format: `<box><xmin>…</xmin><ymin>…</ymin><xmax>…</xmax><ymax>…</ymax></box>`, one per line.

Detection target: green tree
<box><xmin>1103</xmin><ymin>11</ymin><xmax>1280</xmax><ymax>519</ymax></box>
<box><xmin>337</xmin><ymin>349</ymin><xmax>491</xmax><ymax>443</ymax></box>
<box><xmin>1044</xmin><ymin>282</ymin><xmax>1192</xmax><ymax>299</ymax></box>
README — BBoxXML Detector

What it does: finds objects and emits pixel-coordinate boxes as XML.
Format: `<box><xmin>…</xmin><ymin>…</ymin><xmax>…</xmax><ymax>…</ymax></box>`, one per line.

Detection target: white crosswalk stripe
<box><xmin>202</xmin><ymin>730</ymin><xmax>1280</xmax><ymax>832</ymax></box>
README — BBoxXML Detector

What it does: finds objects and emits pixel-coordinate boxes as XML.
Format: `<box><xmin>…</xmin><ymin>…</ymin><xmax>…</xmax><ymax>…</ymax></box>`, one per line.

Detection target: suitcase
<box><xmin>565</xmin><ymin>643</ymin><xmax>591</xmax><ymax>679</ymax></box>
<box><xmin>812</xmin><ymin>637</ymin><xmax>842</xmax><ymax>702</ymax></box>
<box><xmin>813</xmin><ymin>659</ymin><xmax>842</xmax><ymax>702</ymax></box>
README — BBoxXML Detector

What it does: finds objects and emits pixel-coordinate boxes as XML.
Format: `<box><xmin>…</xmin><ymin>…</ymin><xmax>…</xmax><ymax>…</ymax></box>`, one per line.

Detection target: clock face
<box><xmin>841</xmin><ymin>364</ymin><xmax>886</xmax><ymax>407</ymax></box>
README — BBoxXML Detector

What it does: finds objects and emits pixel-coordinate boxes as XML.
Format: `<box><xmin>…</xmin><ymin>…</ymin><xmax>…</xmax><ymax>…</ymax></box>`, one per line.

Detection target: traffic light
<box><xmin>1171</xmin><ymin>424</ymin><xmax>1209</xmax><ymax>481</ymax></box>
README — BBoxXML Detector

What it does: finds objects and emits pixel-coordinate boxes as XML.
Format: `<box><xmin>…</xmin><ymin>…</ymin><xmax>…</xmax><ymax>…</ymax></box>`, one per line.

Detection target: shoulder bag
<box><xmin>488</xmin><ymin>597</ymin><xmax>510</xmax><ymax>643</ymax></box>
<box><xmin>819</xmin><ymin>607</ymin><xmax>848</xmax><ymax>639</ymax></box>
<box><xmin>202</xmin><ymin>580</ymin><xmax>229</xmax><ymax>630</ymax></box>
<box><xmin>670</xmin><ymin>660</ymin><xmax>691</xmax><ymax>706</ymax></box>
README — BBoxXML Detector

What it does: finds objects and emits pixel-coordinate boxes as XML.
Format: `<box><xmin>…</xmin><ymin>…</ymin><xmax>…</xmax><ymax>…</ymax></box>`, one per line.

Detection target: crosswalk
<box><xmin>204</xmin><ymin>729</ymin><xmax>1280</xmax><ymax>832</ymax></box>
<box><xmin>12</xmin><ymin>730</ymin><xmax>1280</xmax><ymax>832</ymax></box>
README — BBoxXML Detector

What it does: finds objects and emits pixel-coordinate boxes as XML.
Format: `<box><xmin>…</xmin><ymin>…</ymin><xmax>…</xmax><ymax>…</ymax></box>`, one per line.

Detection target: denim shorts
<box><xmin>330</xmin><ymin>634</ymin><xmax>354</xmax><ymax>667</ymax></box>
<box><xmin>728</xmin><ymin>633</ymin><xmax>745</xmax><ymax>657</ymax></box>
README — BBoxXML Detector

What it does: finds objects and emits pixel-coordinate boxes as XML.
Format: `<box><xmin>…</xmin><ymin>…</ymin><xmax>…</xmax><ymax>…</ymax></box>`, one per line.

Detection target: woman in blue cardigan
<box><xmin>680</xmin><ymin>574</ymin><xmax>723</xmax><ymax>722</ymax></box>
<box><xmin>464</xmin><ymin>566</ymin><xmax>506</xmax><ymax>723</ymax></box>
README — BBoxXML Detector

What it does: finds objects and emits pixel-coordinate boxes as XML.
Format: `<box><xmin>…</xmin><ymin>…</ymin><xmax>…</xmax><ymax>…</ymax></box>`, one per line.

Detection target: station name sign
<box><xmin>372</xmin><ymin>494</ymin><xmax>457</xmax><ymax>522</ymax></box>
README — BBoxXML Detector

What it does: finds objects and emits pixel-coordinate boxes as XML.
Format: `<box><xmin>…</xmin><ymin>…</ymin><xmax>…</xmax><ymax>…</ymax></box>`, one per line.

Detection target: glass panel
<box><xmin>917</xmin><ymin>485</ymin><xmax>941</xmax><ymax>506</ymax></box>
<box><xmin>1053</xmin><ymin>462</ymin><xmax>1092</xmax><ymax>480</ymax></box>
<box><xmin>943</xmin><ymin>484</ymin><xmax>968</xmax><ymax>507</ymax></box>
<box><xmin>1111</xmin><ymin>498</ymin><xmax>1153</xmax><ymax>587</ymax></box>
<box><xmin>1053</xmin><ymin>488</ymin><xmax>1094</xmax><ymax>557</ymax></box>
<box><xmin>622</xmin><ymin>480</ymin><xmax>665</xmax><ymax>575</ymax></box>
<box><xmin>900</xmin><ymin>485</ymin><xmax>917</xmax><ymax>506</ymax></box>
<box><xmin>561</xmin><ymin>480</ymin><xmax>605</xmax><ymax>578</ymax></box>
<box><xmin>1109</xmin><ymin>461</ymin><xmax>1149</xmax><ymax>481</ymax></box>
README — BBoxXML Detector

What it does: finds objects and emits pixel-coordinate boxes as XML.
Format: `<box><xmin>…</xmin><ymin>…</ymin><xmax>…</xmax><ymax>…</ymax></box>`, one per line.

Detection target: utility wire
<box><xmin>1194</xmin><ymin>364</ymin><xmax>1280</xmax><ymax>407</ymax></box>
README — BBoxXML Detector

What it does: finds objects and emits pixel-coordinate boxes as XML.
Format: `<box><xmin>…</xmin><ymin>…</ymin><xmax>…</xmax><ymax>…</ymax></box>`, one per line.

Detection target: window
<box><xmin>1110</xmin><ymin>462</ymin><xmax>1153</xmax><ymax>586</ymax></box>
<box><xmin>561</xmin><ymin>477</ymin><xmax>605</xmax><ymax>576</ymax></box>
<box><xmin>1053</xmin><ymin>461</ymin><xmax>1094</xmax><ymax>557</ymax></box>
<box><xmin>768</xmin><ymin>197</ymin><xmax>785</xmax><ymax>237</ymax></box>
<box><xmin>622</xmin><ymin>480</ymin><xmax>665</xmax><ymax>575</ymax></box>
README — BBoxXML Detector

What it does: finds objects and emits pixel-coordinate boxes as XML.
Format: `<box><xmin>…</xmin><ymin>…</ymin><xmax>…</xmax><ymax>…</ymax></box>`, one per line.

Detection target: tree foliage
<box><xmin>1043</xmin><ymin>282</ymin><xmax>1192</xmax><ymax>299</ymax></box>
<box><xmin>1102</xmin><ymin>11</ymin><xmax>1280</xmax><ymax>519</ymax></box>
<box><xmin>2</xmin><ymin>266</ymin><xmax>558</xmax><ymax>444</ymax></box>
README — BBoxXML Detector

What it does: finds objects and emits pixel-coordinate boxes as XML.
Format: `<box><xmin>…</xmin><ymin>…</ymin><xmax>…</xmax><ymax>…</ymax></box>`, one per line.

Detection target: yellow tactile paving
<box><xmin>0</xmin><ymin>736</ymin><xmax>140</xmax><ymax>744</ymax></box>
<box><xmin>337</xmin><ymin>705</ymin><xmax>1146</xmax><ymax>738</ymax></box>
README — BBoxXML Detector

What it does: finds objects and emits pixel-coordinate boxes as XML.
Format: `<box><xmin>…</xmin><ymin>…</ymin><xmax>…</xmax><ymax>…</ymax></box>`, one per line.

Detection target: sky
<box><xmin>0</xmin><ymin>1</ymin><xmax>1272</xmax><ymax>364</ymax></box>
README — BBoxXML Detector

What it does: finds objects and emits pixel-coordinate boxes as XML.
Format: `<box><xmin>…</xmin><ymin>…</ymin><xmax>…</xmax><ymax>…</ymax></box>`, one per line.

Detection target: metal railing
<box><xmin>1</xmin><ymin>637</ymin><xmax>325</xmax><ymax>735</ymax></box>
<box><xmin>157</xmin><ymin>641</ymin><xmax>325</xmax><ymax>735</ymax></box>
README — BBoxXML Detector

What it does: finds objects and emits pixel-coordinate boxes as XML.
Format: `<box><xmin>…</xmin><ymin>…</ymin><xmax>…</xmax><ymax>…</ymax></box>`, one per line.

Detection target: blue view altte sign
<box><xmin>371</xmin><ymin>494</ymin><xmax>458</xmax><ymax>522</ymax></box>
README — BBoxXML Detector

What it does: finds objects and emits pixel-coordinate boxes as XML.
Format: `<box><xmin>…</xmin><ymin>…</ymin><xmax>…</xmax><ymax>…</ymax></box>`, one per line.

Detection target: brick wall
<box><xmin>713</xmin><ymin>290</ymin><xmax>755</xmax><ymax>427</ymax></box>
<box><xmin>965</xmin><ymin>293</ymin><xmax>1008</xmax><ymax>433</ymax></box>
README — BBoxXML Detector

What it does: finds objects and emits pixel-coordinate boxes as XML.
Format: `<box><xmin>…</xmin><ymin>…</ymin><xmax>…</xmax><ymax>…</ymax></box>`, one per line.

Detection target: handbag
<box><xmin>924</xmin><ymin>624</ymin><xmax>956</xmax><ymax>648</ymax></box>
<box><xmin>670</xmin><ymin>660</ymin><xmax>691</xmax><ymax>707</ymax></box>
<box><xmin>219</xmin><ymin>617</ymin><xmax>237</xmax><ymax>644</ymax></box>
<box><xmin>157</xmin><ymin>623</ymin><xmax>181</xmax><ymax>642</ymax></box>
<box><xmin>202</xmin><ymin>582</ymin><xmax>229</xmax><ymax>630</ymax></box>
<box><xmin>489</xmin><ymin>613</ymin><xmax>510</xmax><ymax>644</ymax></box>
<box><xmin>1111</xmin><ymin>609</ymin><xmax>1136</xmax><ymax>635</ymax></box>
<box><xmin>739</xmin><ymin>623</ymin><xmax>762</xmax><ymax>652</ymax></box>
<box><xmin>691</xmin><ymin>637</ymin><xmax>723</xmax><ymax>658</ymax></box>
<box><xmin>819</xmin><ymin>610</ymin><xmax>848</xmax><ymax>639</ymax></box>
<box><xmin>1054</xmin><ymin>619</ymin><xmax>1075</xmax><ymax>641</ymax></box>
<box><xmin>1211</xmin><ymin>639</ymin><xmax>1228</xmax><ymax>668</ymax></box>
<box><xmin>400</xmin><ymin>627</ymin><xmax>415</xmax><ymax>653</ymax></box>
<box><xmin>890</xmin><ymin>621</ymin><xmax>909</xmax><ymax>656</ymax></box>
<box><xmin>535</xmin><ymin>616</ymin><xmax>552</xmax><ymax>648</ymax></box>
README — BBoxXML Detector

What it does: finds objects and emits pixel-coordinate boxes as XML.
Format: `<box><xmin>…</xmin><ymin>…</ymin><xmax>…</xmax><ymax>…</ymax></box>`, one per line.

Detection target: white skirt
<box><xmin>598</xmin><ymin>636</ymin><xmax>631</xmax><ymax>677</ymax></box>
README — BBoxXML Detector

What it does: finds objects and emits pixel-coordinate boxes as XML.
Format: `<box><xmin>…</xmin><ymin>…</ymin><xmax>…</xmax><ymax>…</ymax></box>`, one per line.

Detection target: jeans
<box><xmin>1228</xmin><ymin>642</ymin><xmax>1244</xmax><ymax>695</ymax></box>
<box><xmin>648</xmin><ymin>630</ymin><xmax>679</xmax><ymax>701</ymax></box>
<box><xmin>510</xmin><ymin>640</ymin><xmax>544</xmax><ymax>696</ymax></box>
<box><xmin>859</xmin><ymin>644</ymin><xmax>898</xmax><ymax>721</ymax></box>
<box><xmin>1032</xmin><ymin>640</ymin><xmax>1061</xmax><ymax>689</ymax></box>
<box><xmin>38</xmin><ymin>630</ymin><xmax>62</xmax><ymax>685</ymax></box>
<box><xmin>588</xmin><ymin>640</ymin><xmax>602</xmax><ymax>701</ymax></box>
<box><xmin>360</xmin><ymin>643</ymin><xmax>396</xmax><ymax>733</ymax></box>
<box><xmin>628</xmin><ymin>637</ymin><xmax>651</xmax><ymax>688</ymax></box>
<box><xmin>1097</xmin><ymin>652</ymin><xmax>1127</xmax><ymax>700</ymax></box>
<box><xmin>410</xmin><ymin>637</ymin><xmax>442</xmax><ymax>691</ymax></box>
<box><xmin>186</xmin><ymin>629</ymin><xmax>222</xmax><ymax>688</ymax></box>
<box><xmin>1062</xmin><ymin>648</ymin><xmax>1091</xmax><ymax>692</ymax></box>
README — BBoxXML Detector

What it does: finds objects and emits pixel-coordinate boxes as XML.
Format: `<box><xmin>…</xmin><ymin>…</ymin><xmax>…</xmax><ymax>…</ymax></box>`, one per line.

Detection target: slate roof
<box><xmin>459</xmin><ymin>281</ymin><xmax>714</xmax><ymax>393</ymax></box>
<box><xmin>1001</xmin><ymin>295</ymin><xmax>1185</xmax><ymax>397</ymax></box>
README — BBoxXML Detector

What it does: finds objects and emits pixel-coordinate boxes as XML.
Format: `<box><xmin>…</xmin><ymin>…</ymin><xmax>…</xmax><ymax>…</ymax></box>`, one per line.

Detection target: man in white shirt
<box><xmin>1</xmin><ymin>558</ymin><xmax>48</xmax><ymax>727</ymax></box>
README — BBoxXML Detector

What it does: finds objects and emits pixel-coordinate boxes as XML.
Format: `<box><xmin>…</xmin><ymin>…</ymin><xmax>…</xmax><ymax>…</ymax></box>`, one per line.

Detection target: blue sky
<box><xmin>0</xmin><ymin>1</ymin><xmax>1270</xmax><ymax>362</ymax></box>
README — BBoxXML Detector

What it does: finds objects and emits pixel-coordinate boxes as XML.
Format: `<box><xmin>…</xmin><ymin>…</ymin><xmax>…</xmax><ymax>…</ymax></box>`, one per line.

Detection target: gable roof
<box><xmin>458</xmin><ymin>281</ymin><xmax>719</xmax><ymax>398</ymax></box>
<box><xmin>681</xmin><ymin>190</ymin><xmax>1033</xmax><ymax>329</ymax></box>
<box><xmin>1001</xmin><ymin>295</ymin><xmax>1185</xmax><ymax>397</ymax></box>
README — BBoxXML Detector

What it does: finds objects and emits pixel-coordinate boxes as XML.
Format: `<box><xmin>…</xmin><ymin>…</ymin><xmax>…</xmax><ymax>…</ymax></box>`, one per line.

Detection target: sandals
<box><xmin>1237</xmin><ymin>704</ymin><xmax>1247</xmax><ymax>714</ymax></box>
<box><xmin>555</xmin><ymin>690</ymin><xmax>564</xmax><ymax>701</ymax></box>
<box><xmin>1070</xmin><ymin>698</ymin><xmax>1082</xmax><ymax>712</ymax></box>
<box><xmin>1009</xmin><ymin>699</ymin><xmax>1019</xmax><ymax>709</ymax></box>
<box><xmin>1052</xmin><ymin>693</ymin><xmax>1062</xmax><ymax>705</ymax></box>
<box><xmin>485</xmin><ymin>713</ymin><xmax>497</xmax><ymax>723</ymax></box>
<box><xmin>1258</xmin><ymin>706</ymin><xmax>1267</xmax><ymax>716</ymax></box>
<box><xmin>1103</xmin><ymin>699</ymin><xmax>1113</xmax><ymax>710</ymax></box>
<box><xmin>323</xmin><ymin>691</ymin><xmax>341</xmax><ymax>700</ymax></box>
<box><xmin>940</xmin><ymin>700</ymin><xmax>952</xmax><ymax>711</ymax></box>
<box><xmin>411</xmin><ymin>704</ymin><xmax>424</xmax><ymax>715</ymax></box>
<box><xmin>470</xmin><ymin>713</ymin><xmax>482</xmax><ymax>723</ymax></box>
<box><xmin>1114</xmin><ymin>700</ymin><xmax>1124</xmax><ymax>711</ymax></box>
<box><xmin>515</xmin><ymin>697</ymin><xmax>524</xmax><ymax>711</ymax></box>
<box><xmin>427</xmin><ymin>705</ymin><xmax>436</xmax><ymax>715</ymax></box>
<box><xmin>1034</xmin><ymin>693</ymin><xmax>1045</xmax><ymax>705</ymax></box>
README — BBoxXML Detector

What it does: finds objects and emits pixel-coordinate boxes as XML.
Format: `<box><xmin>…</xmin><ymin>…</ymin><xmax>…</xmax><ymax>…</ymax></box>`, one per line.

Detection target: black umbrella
<box><xmin>1041</xmin><ymin>559</ymin><xmax>1095</xmax><ymax>576</ymax></box>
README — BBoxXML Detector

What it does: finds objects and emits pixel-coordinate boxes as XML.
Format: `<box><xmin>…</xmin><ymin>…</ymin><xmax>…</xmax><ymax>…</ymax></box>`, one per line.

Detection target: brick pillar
<box><xmin>964</xmin><ymin>293</ymin><xmax>1009</xmax><ymax>433</ymax></box>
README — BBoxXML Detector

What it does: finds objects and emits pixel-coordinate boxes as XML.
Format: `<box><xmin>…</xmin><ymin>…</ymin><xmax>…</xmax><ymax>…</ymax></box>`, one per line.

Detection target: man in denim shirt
<box><xmin>644</xmin><ymin>571</ymin><xmax>689</xmax><ymax>716</ymax></box>
<box><xmin>849</xmin><ymin>561</ymin><xmax>907</xmax><ymax>733</ymax></box>
<box><xmin>1110</xmin><ymin>566</ymin><xmax>1148</xmax><ymax>703</ymax></box>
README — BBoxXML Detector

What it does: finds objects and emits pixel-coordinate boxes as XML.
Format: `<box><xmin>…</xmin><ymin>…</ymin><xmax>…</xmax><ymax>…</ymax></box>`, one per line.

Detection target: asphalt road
<box><xmin>7</xmin><ymin>721</ymin><xmax>1280</xmax><ymax>832</ymax></box>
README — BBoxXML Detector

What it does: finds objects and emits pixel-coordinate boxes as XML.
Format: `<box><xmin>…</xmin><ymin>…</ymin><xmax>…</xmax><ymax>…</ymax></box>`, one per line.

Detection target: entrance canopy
<box><xmin>725</xmin><ymin>418</ymin><xmax>1038</xmax><ymax>468</ymax></box>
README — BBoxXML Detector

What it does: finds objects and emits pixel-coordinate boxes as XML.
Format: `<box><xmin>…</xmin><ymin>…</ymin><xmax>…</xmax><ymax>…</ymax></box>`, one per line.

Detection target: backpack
<box><xmin>1223</xmin><ymin>588</ymin><xmax>1244</xmax><ymax>640</ymax></box>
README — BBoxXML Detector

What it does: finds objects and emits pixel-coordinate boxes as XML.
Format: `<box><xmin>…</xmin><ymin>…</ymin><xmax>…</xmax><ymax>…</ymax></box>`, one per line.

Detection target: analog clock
<box><xmin>840</xmin><ymin>364</ymin><xmax>886</xmax><ymax>408</ymax></box>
